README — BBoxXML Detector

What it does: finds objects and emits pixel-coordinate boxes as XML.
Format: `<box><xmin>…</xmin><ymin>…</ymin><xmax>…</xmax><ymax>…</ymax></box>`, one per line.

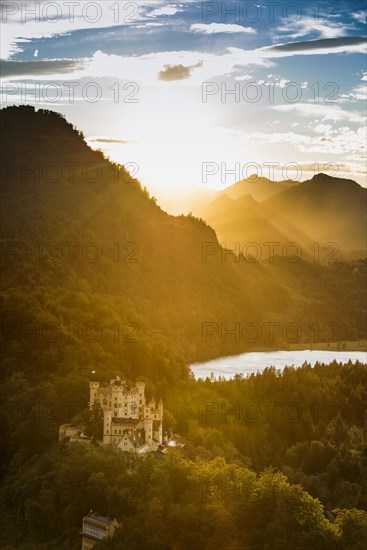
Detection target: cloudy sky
<box><xmin>1</xmin><ymin>0</ymin><xmax>366</xmax><ymax>209</ymax></box>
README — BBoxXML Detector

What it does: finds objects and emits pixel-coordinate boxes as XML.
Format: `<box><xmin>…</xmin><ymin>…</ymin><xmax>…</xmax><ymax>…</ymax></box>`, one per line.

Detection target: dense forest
<box><xmin>0</xmin><ymin>106</ymin><xmax>366</xmax><ymax>548</ymax></box>
<box><xmin>1</xmin><ymin>362</ymin><xmax>366</xmax><ymax>549</ymax></box>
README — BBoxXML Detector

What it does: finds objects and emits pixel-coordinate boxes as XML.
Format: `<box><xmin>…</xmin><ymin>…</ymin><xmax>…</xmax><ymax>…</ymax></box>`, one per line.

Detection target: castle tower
<box><xmin>157</xmin><ymin>398</ymin><xmax>163</xmax><ymax>444</ymax></box>
<box><xmin>157</xmin><ymin>421</ymin><xmax>163</xmax><ymax>445</ymax></box>
<box><xmin>111</xmin><ymin>383</ymin><xmax>122</xmax><ymax>418</ymax></box>
<box><xmin>144</xmin><ymin>418</ymin><xmax>153</xmax><ymax>445</ymax></box>
<box><xmin>136</xmin><ymin>382</ymin><xmax>146</xmax><ymax>406</ymax></box>
<box><xmin>103</xmin><ymin>410</ymin><xmax>112</xmax><ymax>445</ymax></box>
<box><xmin>89</xmin><ymin>381</ymin><xmax>99</xmax><ymax>409</ymax></box>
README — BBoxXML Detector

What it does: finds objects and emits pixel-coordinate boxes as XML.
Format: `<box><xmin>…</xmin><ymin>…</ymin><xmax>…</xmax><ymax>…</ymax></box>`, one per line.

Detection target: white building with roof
<box><xmin>81</xmin><ymin>511</ymin><xmax>119</xmax><ymax>550</ymax></box>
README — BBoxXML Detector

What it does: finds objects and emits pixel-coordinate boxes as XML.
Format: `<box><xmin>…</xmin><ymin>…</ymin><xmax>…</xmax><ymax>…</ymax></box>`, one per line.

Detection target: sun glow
<box><xmin>123</xmin><ymin>88</ymin><xmax>220</xmax><ymax>189</ymax></box>
<box><xmin>89</xmin><ymin>86</ymin><xmax>250</xmax><ymax>211</ymax></box>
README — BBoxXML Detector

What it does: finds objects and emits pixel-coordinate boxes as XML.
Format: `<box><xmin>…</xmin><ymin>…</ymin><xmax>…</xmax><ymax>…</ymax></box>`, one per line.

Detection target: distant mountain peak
<box><xmin>309</xmin><ymin>173</ymin><xmax>361</xmax><ymax>187</ymax></box>
<box><xmin>244</xmin><ymin>174</ymin><xmax>272</xmax><ymax>183</ymax></box>
<box><xmin>215</xmin><ymin>174</ymin><xmax>300</xmax><ymax>202</ymax></box>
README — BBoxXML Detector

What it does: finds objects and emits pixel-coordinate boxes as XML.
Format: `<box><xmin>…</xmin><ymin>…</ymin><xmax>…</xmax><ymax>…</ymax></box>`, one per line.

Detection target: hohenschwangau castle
<box><xmin>59</xmin><ymin>376</ymin><xmax>163</xmax><ymax>454</ymax></box>
<box><xmin>90</xmin><ymin>376</ymin><xmax>163</xmax><ymax>453</ymax></box>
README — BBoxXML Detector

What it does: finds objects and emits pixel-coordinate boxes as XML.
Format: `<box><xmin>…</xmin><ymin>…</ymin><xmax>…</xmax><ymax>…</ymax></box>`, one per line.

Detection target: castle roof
<box><xmin>111</xmin><ymin>418</ymin><xmax>140</xmax><ymax>425</ymax></box>
<box><xmin>84</xmin><ymin>511</ymin><xmax>115</xmax><ymax>526</ymax></box>
<box><xmin>97</xmin><ymin>382</ymin><xmax>138</xmax><ymax>395</ymax></box>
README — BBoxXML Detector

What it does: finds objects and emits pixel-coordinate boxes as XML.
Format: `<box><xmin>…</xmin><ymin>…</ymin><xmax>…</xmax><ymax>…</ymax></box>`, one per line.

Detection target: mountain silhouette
<box><xmin>201</xmin><ymin>172</ymin><xmax>366</xmax><ymax>256</ymax></box>
<box><xmin>217</xmin><ymin>175</ymin><xmax>299</xmax><ymax>201</ymax></box>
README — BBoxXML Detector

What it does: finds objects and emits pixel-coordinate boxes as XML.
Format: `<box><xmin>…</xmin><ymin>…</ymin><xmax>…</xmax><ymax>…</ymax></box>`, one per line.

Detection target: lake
<box><xmin>190</xmin><ymin>350</ymin><xmax>367</xmax><ymax>380</ymax></box>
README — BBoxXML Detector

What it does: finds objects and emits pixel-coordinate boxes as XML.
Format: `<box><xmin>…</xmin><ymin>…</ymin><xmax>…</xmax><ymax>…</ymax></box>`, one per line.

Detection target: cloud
<box><xmin>3</xmin><ymin>34</ymin><xmax>364</xmax><ymax>86</ymax></box>
<box><xmin>313</xmin><ymin>124</ymin><xmax>332</xmax><ymax>134</ymax></box>
<box><xmin>77</xmin><ymin>49</ymin><xmax>271</xmax><ymax>86</ymax></box>
<box><xmin>0</xmin><ymin>58</ymin><xmax>86</xmax><ymax>77</ymax></box>
<box><xmin>190</xmin><ymin>23</ymin><xmax>256</xmax><ymax>34</ymax></box>
<box><xmin>87</xmin><ymin>137</ymin><xmax>131</xmax><ymax>144</ymax></box>
<box><xmin>220</xmin><ymin>37</ymin><xmax>366</xmax><ymax>75</ymax></box>
<box><xmin>147</xmin><ymin>6</ymin><xmax>181</xmax><ymax>17</ymax></box>
<box><xmin>275</xmin><ymin>16</ymin><xmax>352</xmax><ymax>40</ymax></box>
<box><xmin>236</xmin><ymin>126</ymin><xmax>367</xmax><ymax>165</ymax></box>
<box><xmin>235</xmin><ymin>75</ymin><xmax>252</xmax><ymax>81</ymax></box>
<box><xmin>158</xmin><ymin>61</ymin><xmax>203</xmax><ymax>81</ymax></box>
<box><xmin>341</xmin><ymin>83</ymin><xmax>367</xmax><ymax>101</ymax></box>
<box><xmin>0</xmin><ymin>0</ymin><xmax>178</xmax><ymax>59</ymax></box>
<box><xmin>352</xmin><ymin>11</ymin><xmax>367</xmax><ymax>24</ymax></box>
<box><xmin>265</xmin><ymin>36</ymin><xmax>367</xmax><ymax>54</ymax></box>
<box><xmin>271</xmin><ymin>103</ymin><xmax>364</xmax><ymax>123</ymax></box>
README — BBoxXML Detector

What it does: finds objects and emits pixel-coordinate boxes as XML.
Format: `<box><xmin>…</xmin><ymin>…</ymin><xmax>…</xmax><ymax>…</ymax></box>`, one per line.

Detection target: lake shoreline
<box><xmin>190</xmin><ymin>348</ymin><xmax>367</xmax><ymax>380</ymax></box>
<box><xmin>192</xmin><ymin>340</ymin><xmax>367</xmax><ymax>365</ymax></box>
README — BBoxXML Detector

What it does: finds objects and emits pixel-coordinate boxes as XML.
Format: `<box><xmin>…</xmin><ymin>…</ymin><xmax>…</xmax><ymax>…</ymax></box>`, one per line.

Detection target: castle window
<box><xmin>114</xmin><ymin>404</ymin><xmax>117</xmax><ymax>408</ymax></box>
<box><xmin>106</xmin><ymin>430</ymin><xmax>109</xmax><ymax>434</ymax></box>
